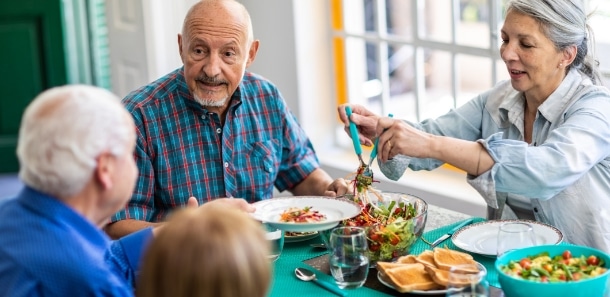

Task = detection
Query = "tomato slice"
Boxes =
[587,255,600,266]
[369,233,381,242]
[519,258,532,270]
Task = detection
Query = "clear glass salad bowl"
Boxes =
[320,192,428,265]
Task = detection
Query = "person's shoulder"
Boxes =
[241,71,280,93]
[578,82,610,98]
[122,68,185,110]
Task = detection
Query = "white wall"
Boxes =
[143,0,198,81]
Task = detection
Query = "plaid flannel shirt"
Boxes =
[111,68,319,222]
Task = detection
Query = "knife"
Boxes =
[430,218,475,248]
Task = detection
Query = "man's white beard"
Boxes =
[194,94,229,108]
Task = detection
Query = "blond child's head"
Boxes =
[137,204,271,297]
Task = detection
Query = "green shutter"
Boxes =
[62,0,111,89]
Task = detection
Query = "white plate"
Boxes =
[451,219,563,257]
[250,197,361,232]
[377,261,487,295]
[377,271,448,295]
[284,231,319,243]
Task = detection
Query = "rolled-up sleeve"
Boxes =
[472,96,610,200]
[105,227,154,287]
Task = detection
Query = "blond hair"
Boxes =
[137,205,271,297]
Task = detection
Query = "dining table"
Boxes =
[268,204,505,297]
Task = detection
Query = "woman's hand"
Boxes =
[375,117,434,162]
[337,103,380,147]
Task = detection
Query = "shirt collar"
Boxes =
[537,68,586,124]
[17,186,111,248]
[497,68,586,125]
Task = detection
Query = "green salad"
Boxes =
[500,250,607,283]
[343,198,418,262]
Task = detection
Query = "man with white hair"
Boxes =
[0,85,141,296]
[0,85,250,296]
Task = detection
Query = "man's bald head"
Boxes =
[182,0,253,43]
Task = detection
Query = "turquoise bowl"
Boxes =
[495,244,610,297]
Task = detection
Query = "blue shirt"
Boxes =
[111,68,319,223]
[381,69,610,252]
[0,187,153,296]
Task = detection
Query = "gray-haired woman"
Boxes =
[338,0,610,252]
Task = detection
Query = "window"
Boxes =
[331,0,610,125]
[63,0,111,89]
[586,0,610,87]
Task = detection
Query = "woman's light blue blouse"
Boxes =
[381,69,610,252]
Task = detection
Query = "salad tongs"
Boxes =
[345,106,367,169]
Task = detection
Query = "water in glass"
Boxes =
[328,227,369,289]
[330,254,369,288]
[264,224,284,262]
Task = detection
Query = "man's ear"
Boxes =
[245,39,260,68]
[95,153,113,190]
[178,34,185,63]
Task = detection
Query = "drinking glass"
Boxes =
[445,262,490,297]
[263,223,284,262]
[329,226,370,289]
[496,222,537,257]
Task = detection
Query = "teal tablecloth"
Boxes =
[268,217,497,297]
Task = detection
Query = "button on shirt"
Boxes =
[0,187,153,296]
[381,69,610,252]
[112,68,319,223]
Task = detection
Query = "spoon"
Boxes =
[294,268,347,297]
[310,243,327,250]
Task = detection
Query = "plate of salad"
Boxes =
[250,197,361,232]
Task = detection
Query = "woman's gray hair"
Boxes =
[507,0,602,85]
[17,85,133,198]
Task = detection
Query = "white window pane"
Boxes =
[388,44,416,121]
[456,54,492,107]
[345,37,370,106]
[386,0,414,40]
[423,49,453,120]
[588,0,610,86]
[457,0,491,48]
[495,59,510,85]
[343,0,375,34]
[420,0,452,43]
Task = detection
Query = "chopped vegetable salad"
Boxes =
[500,250,607,283]
[279,206,326,223]
[344,198,418,262]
